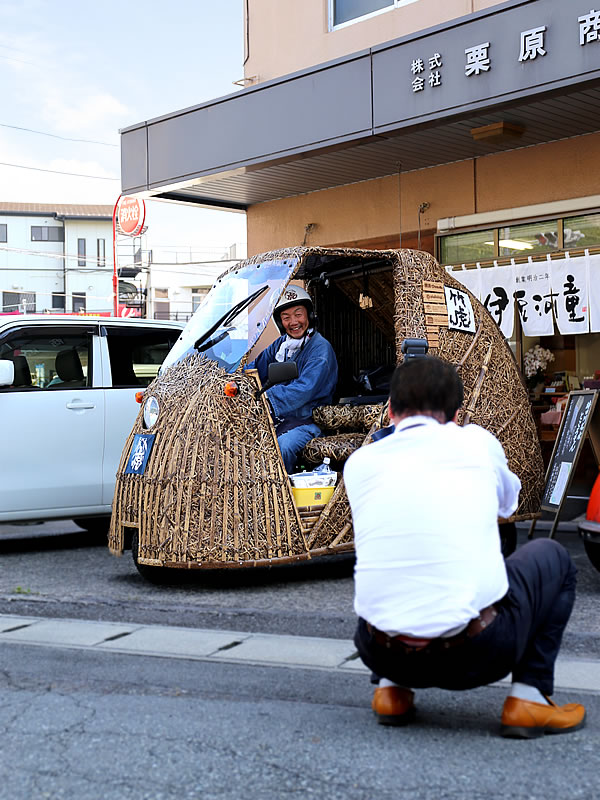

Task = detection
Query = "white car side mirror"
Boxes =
[0,360,15,387]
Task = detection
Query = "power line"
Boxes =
[0,53,39,68]
[0,244,112,266]
[0,161,119,180]
[0,122,118,147]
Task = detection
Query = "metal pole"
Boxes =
[112,195,121,317]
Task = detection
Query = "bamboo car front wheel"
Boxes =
[131,531,182,585]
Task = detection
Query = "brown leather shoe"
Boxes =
[501,696,586,738]
[372,686,415,726]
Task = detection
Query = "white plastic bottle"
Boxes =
[313,456,332,475]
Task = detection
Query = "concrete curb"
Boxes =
[1,613,599,694]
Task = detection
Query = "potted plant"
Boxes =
[523,344,555,394]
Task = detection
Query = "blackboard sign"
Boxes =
[541,390,598,513]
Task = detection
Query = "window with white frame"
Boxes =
[77,238,86,267]
[72,292,86,313]
[31,225,64,242]
[329,0,418,29]
[97,238,106,267]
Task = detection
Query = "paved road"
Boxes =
[1,521,599,799]
[1,638,599,800]
[0,520,599,655]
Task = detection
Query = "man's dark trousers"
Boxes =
[355,539,576,696]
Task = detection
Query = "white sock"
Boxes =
[378,678,412,692]
[508,682,550,705]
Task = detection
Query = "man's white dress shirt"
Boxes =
[344,416,521,638]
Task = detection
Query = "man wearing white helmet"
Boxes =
[249,286,338,473]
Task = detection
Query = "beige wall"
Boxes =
[244,0,504,83]
[475,134,600,212]
[247,132,600,255]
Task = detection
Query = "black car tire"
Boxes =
[131,530,180,584]
[583,538,600,573]
[73,516,111,536]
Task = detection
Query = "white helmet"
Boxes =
[273,286,315,333]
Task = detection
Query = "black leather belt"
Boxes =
[366,604,498,653]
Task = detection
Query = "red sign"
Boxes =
[118,304,142,318]
[118,196,146,236]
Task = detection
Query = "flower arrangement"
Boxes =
[523,344,554,388]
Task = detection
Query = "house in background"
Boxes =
[0,202,114,314]
[145,241,247,321]
[0,202,245,318]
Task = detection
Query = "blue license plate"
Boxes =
[125,434,156,475]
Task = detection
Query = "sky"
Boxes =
[0,0,247,256]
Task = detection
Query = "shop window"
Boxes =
[438,229,496,265]
[0,224,6,243]
[77,238,86,267]
[499,220,559,257]
[330,0,417,28]
[31,225,64,242]
[564,213,600,249]
[438,211,600,265]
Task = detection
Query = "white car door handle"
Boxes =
[66,401,96,410]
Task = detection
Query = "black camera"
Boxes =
[401,338,429,359]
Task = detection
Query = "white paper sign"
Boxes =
[480,265,515,339]
[551,255,590,335]
[513,259,554,336]
[587,252,600,333]
[549,461,572,506]
[444,286,476,333]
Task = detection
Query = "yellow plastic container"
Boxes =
[291,485,335,507]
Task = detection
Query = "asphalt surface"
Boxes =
[1,642,599,800]
[1,519,599,799]
[0,519,599,656]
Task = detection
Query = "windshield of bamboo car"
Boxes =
[161,257,299,373]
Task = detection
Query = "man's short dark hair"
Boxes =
[389,356,464,422]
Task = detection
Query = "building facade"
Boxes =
[119,0,600,386]
[0,203,114,314]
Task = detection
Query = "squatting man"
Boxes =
[249,287,338,473]
[344,355,585,738]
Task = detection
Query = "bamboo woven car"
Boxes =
[109,247,544,580]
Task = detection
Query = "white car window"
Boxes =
[0,328,93,391]
[103,325,182,388]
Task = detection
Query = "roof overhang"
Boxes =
[120,0,600,211]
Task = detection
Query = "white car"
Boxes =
[0,315,184,534]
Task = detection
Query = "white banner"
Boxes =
[514,258,554,336]
[448,265,482,301]
[588,252,600,333]
[551,255,590,335]
[479,265,515,339]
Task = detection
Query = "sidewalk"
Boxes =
[1,612,599,694]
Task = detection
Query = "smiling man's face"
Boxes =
[279,305,309,339]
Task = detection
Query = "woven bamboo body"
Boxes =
[109,247,543,569]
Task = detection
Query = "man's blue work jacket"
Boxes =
[249,332,338,422]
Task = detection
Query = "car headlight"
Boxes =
[143,396,160,429]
